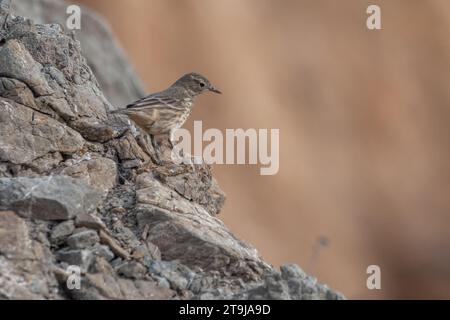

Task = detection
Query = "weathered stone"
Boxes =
[146,241,162,261]
[0,211,62,299]
[0,77,38,110]
[50,220,75,245]
[133,279,175,299]
[67,229,100,249]
[70,119,116,143]
[136,173,269,279]
[147,260,195,291]
[154,164,226,216]
[12,0,145,108]
[0,1,343,301]
[91,244,115,261]
[132,241,161,261]
[110,206,126,215]
[0,176,102,220]
[153,276,171,289]
[116,261,147,279]
[111,133,150,163]
[0,211,34,259]
[280,263,307,280]
[0,0,11,14]
[64,257,174,299]
[246,272,291,300]
[233,268,345,300]
[0,40,53,96]
[98,229,129,260]
[0,100,84,165]
[121,159,142,169]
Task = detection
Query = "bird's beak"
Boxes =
[209,86,222,94]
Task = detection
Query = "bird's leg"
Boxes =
[168,129,183,163]
[169,129,175,150]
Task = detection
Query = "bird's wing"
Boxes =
[125,94,184,111]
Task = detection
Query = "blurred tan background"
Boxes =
[74,0,450,299]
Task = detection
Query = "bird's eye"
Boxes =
[199,82,205,88]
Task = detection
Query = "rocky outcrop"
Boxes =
[0,0,343,300]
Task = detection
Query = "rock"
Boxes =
[121,159,142,169]
[61,157,117,195]
[0,211,62,299]
[50,220,75,246]
[0,176,103,220]
[246,272,291,300]
[0,3,115,154]
[91,244,115,262]
[0,100,84,165]
[153,276,171,289]
[0,0,10,14]
[0,211,32,260]
[98,229,129,260]
[110,258,123,268]
[56,249,94,272]
[146,242,162,260]
[111,132,150,163]
[0,1,343,300]
[131,241,161,266]
[66,229,100,249]
[110,206,126,215]
[154,164,226,216]
[0,77,39,111]
[280,263,307,280]
[147,260,196,291]
[75,213,107,231]
[146,241,162,261]
[12,0,145,108]
[133,279,175,299]
[136,173,269,279]
[234,268,345,300]
[70,119,116,143]
[0,39,53,96]
[116,261,147,279]
[131,244,147,260]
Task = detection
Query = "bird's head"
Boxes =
[173,72,222,96]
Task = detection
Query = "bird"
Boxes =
[110,72,221,163]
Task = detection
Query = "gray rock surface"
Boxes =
[135,172,268,279]
[0,176,103,220]
[56,248,95,272]
[67,229,99,249]
[0,0,343,300]
[0,211,62,299]
[11,0,146,108]
[60,157,117,195]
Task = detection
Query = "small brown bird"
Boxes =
[111,72,221,162]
